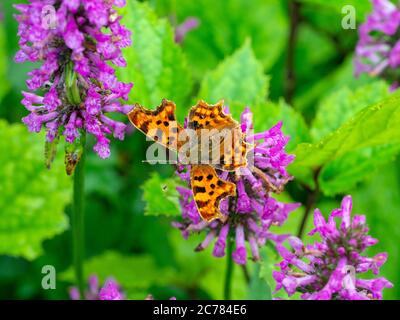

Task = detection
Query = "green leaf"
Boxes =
[197,40,269,119]
[119,1,193,112]
[319,144,400,195]
[247,262,272,300]
[142,172,182,217]
[0,121,71,260]
[155,0,288,76]
[311,81,390,141]
[252,100,311,152]
[60,251,173,299]
[290,93,400,190]
[306,81,397,194]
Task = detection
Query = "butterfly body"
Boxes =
[128,99,252,222]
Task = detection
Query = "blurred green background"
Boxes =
[0,0,399,300]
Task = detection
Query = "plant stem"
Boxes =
[297,167,321,239]
[285,0,301,104]
[223,238,234,300]
[241,265,251,284]
[72,135,86,300]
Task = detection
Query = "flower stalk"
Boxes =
[297,167,321,239]
[72,133,86,299]
[223,235,234,300]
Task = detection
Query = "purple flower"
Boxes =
[173,107,299,265]
[69,274,124,300]
[15,1,133,161]
[99,279,124,301]
[273,196,393,300]
[354,0,400,88]
[175,17,200,44]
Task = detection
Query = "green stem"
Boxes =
[297,167,321,239]
[72,136,86,300]
[223,238,234,300]
[285,0,301,104]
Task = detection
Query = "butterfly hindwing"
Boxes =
[191,164,236,222]
[127,99,182,150]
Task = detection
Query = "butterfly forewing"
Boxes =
[188,100,250,171]
[188,100,238,131]
[127,99,183,150]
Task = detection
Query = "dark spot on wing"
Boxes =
[140,121,151,132]
[192,121,199,129]
[194,186,206,193]
[196,200,209,207]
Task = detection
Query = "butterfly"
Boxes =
[128,99,252,222]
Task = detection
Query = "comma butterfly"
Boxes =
[128,99,252,222]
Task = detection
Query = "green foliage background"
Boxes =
[0,0,399,300]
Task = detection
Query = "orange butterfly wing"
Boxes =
[188,100,251,171]
[127,99,182,150]
[191,164,236,222]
